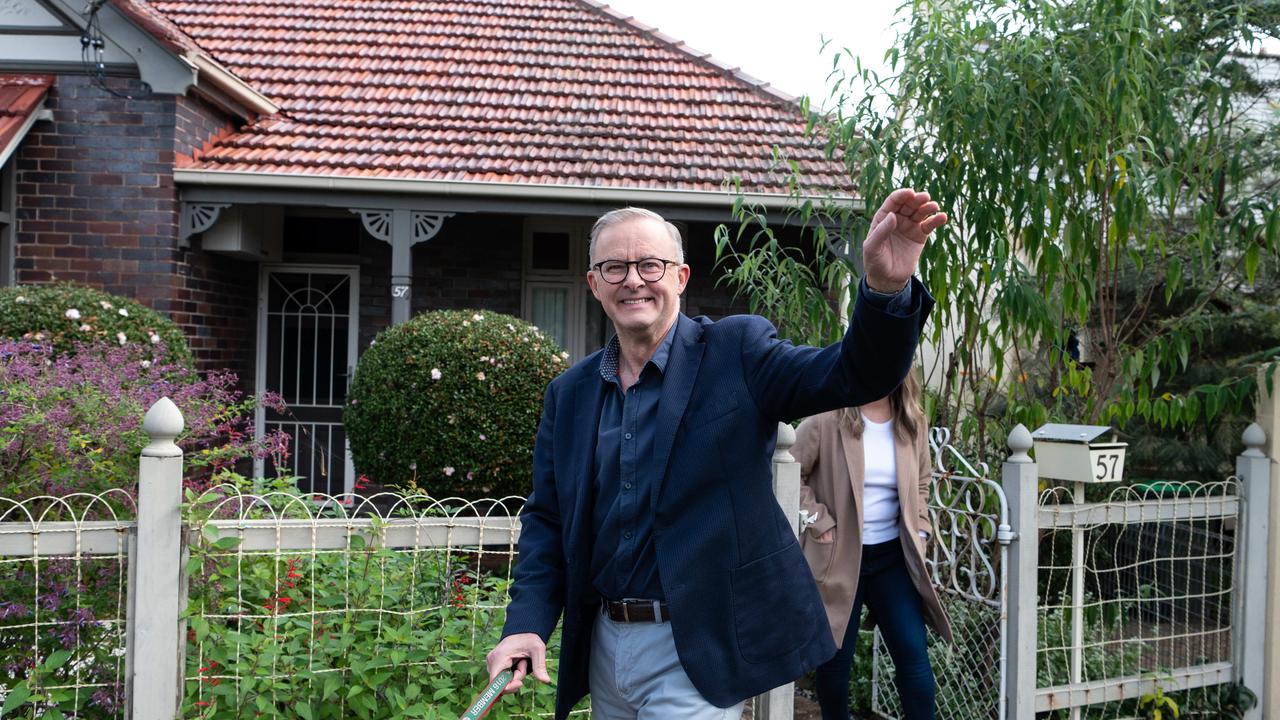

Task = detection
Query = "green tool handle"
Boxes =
[459,668,516,720]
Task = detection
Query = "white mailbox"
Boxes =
[1031,423,1127,483]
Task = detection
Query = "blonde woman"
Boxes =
[793,372,952,720]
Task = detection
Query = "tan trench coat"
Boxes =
[793,410,953,646]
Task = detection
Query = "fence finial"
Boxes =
[142,397,185,458]
[1007,423,1033,463]
[1242,422,1266,458]
[774,421,796,462]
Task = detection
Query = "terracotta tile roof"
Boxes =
[0,74,53,165]
[140,0,852,197]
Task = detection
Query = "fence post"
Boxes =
[758,422,800,720]
[773,421,802,537]
[1236,422,1270,719]
[1003,424,1038,720]
[130,398,185,720]
[1256,365,1280,719]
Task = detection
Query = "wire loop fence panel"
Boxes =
[872,427,1010,720]
[1034,479,1240,719]
[0,489,136,718]
[181,486,586,718]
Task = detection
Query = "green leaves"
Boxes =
[720,0,1280,461]
[344,310,565,500]
[180,536,558,719]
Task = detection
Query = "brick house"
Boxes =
[0,0,850,495]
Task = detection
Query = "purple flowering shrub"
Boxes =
[0,338,289,503]
[0,338,291,717]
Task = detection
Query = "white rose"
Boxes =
[64,308,81,320]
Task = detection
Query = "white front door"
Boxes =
[255,266,359,497]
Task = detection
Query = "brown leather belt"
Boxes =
[602,598,669,623]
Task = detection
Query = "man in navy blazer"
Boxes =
[486,189,945,719]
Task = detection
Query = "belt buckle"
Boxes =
[620,597,642,622]
[619,597,660,623]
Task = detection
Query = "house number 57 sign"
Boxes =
[1090,446,1126,483]
[391,284,410,299]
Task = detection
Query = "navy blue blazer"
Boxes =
[502,278,934,718]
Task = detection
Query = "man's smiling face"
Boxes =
[587,217,690,341]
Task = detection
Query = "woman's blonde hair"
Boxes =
[837,369,926,442]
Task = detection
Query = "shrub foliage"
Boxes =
[344,310,567,498]
[0,283,192,366]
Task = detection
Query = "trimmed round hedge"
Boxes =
[0,283,193,366]
[344,310,569,499]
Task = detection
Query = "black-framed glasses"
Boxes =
[591,257,678,284]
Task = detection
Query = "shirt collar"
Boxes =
[599,317,679,383]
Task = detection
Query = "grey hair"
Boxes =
[589,207,684,264]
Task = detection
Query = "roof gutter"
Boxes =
[187,54,279,117]
[0,103,51,170]
[173,168,861,212]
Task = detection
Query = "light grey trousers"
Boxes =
[588,608,746,720]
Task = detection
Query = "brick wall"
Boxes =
[174,94,236,164]
[13,74,178,293]
[12,73,257,381]
[171,94,257,380]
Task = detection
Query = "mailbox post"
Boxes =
[1032,423,1128,720]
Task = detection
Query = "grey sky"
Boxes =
[603,0,1279,109]
[603,0,902,107]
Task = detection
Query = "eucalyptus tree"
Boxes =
[716,0,1280,455]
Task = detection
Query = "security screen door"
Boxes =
[256,267,359,497]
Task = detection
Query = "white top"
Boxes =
[860,417,901,545]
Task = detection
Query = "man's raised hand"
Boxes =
[862,188,948,294]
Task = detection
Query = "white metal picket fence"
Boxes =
[1003,423,1270,720]
[0,400,1271,719]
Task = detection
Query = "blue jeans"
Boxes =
[813,539,935,720]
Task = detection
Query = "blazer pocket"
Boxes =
[730,543,816,664]
[801,534,837,583]
[684,395,740,429]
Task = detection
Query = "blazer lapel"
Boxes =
[568,364,606,530]
[838,421,865,526]
[649,315,704,512]
[894,432,915,521]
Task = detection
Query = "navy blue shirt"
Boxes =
[589,279,911,602]
[590,320,677,602]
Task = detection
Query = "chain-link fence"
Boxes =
[872,427,1010,719]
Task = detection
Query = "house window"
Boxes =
[522,219,610,360]
[0,160,13,287]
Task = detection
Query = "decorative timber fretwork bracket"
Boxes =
[179,203,230,245]
[349,208,456,325]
